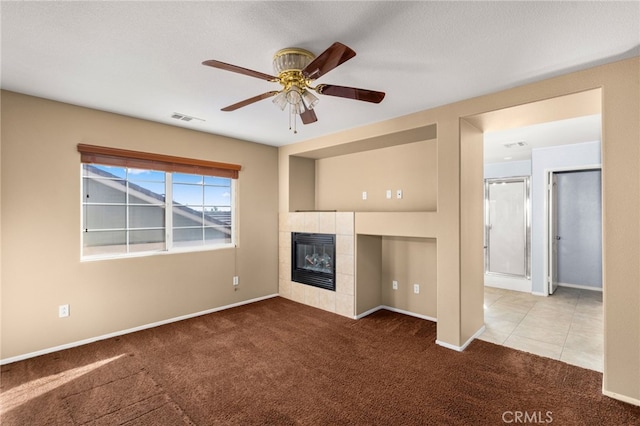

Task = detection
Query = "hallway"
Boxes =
[479,286,603,371]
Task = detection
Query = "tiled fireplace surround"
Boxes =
[279,212,355,318]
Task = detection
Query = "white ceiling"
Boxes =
[1,1,638,148]
[484,114,602,164]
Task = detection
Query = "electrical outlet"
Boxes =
[392,280,398,290]
[59,304,70,318]
[413,284,420,294]
[233,276,239,286]
[386,190,392,199]
[362,191,368,200]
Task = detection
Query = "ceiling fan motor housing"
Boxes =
[273,48,316,93]
[273,48,315,74]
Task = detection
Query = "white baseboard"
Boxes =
[354,305,437,322]
[0,294,279,366]
[532,291,548,296]
[558,282,603,292]
[602,388,640,407]
[355,306,384,319]
[436,325,486,352]
[379,306,437,322]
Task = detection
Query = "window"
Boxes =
[171,173,233,249]
[78,144,240,259]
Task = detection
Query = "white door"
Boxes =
[548,173,559,295]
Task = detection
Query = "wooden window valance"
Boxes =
[77,144,241,179]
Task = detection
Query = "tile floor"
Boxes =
[479,286,603,372]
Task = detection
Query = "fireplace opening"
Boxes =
[291,232,336,291]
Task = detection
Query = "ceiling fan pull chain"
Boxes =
[293,107,298,134]
[287,103,298,134]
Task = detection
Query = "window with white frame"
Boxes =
[79,144,240,259]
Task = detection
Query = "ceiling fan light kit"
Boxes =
[202,42,385,133]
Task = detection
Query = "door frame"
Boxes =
[484,176,531,279]
[543,164,602,296]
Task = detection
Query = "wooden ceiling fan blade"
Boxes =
[202,60,277,81]
[300,107,318,125]
[316,84,385,103]
[302,42,356,80]
[221,91,280,111]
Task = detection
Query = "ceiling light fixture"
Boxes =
[271,48,319,134]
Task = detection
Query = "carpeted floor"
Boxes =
[1,296,639,425]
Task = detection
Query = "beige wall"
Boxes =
[459,119,484,342]
[280,57,640,404]
[0,91,279,360]
[355,234,382,315]
[288,156,315,212]
[316,140,437,212]
[381,237,437,318]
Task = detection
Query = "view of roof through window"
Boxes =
[82,164,233,257]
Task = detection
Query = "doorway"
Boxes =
[547,168,602,295]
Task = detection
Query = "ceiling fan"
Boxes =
[202,42,385,133]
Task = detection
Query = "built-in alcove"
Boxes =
[288,123,437,213]
[316,140,437,212]
[289,156,316,212]
[356,235,437,319]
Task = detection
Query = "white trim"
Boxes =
[0,294,279,365]
[557,282,602,292]
[531,291,548,297]
[379,306,437,322]
[602,389,640,407]
[80,242,236,262]
[544,163,602,174]
[436,325,486,352]
[435,340,463,351]
[354,305,437,322]
[354,305,384,319]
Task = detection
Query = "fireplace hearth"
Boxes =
[291,232,336,291]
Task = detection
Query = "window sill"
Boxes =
[80,243,236,262]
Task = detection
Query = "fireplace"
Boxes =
[291,232,336,291]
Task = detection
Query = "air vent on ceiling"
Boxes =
[171,112,205,122]
[503,141,527,148]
